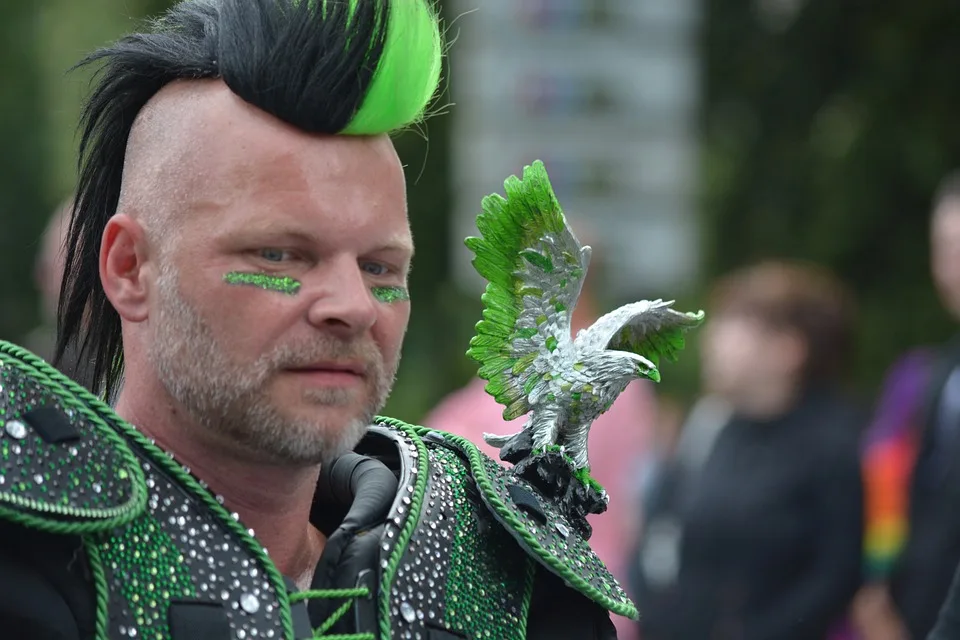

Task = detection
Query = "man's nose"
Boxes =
[304,257,378,337]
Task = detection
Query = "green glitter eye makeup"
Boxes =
[223,272,301,296]
[371,286,410,303]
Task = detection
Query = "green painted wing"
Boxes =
[464,160,590,420]
[578,300,705,369]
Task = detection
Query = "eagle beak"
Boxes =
[648,368,661,383]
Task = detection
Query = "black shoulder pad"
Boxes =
[414,426,639,621]
[0,342,146,534]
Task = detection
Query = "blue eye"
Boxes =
[260,248,289,262]
[362,262,388,276]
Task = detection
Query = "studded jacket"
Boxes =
[0,342,635,639]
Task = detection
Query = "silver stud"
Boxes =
[555,522,570,538]
[400,601,417,623]
[4,420,27,439]
[240,593,260,614]
[93,482,102,494]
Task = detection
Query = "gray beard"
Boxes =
[147,262,397,466]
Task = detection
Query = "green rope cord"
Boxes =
[289,587,372,639]
[0,341,298,639]
[314,599,354,635]
[0,345,147,531]
[517,556,537,639]
[372,416,430,640]
[84,537,110,640]
[289,587,370,603]
[412,425,640,621]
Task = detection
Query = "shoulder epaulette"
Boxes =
[0,342,146,534]
[412,425,639,621]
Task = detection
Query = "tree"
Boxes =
[701,0,960,393]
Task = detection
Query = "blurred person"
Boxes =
[846,347,930,640]
[424,236,657,640]
[894,172,960,640]
[23,197,96,389]
[631,260,865,640]
[0,1,628,638]
[24,197,73,361]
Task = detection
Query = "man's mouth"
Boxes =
[285,362,366,385]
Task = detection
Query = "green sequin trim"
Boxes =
[101,517,196,637]
[0,345,147,534]
[0,342,297,640]
[224,271,301,296]
[433,445,532,639]
[371,286,410,303]
[412,426,640,621]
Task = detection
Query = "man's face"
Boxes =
[143,88,411,466]
[932,200,960,319]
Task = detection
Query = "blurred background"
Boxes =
[5,0,960,638]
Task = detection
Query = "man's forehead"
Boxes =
[126,80,404,219]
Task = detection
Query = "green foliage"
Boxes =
[700,0,960,394]
[0,4,51,343]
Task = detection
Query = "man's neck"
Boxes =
[113,388,326,580]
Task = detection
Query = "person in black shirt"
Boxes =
[632,261,865,640]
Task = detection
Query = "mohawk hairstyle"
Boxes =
[55,0,443,399]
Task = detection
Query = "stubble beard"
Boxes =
[148,263,398,466]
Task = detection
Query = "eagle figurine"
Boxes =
[465,160,704,488]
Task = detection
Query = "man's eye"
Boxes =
[260,248,290,262]
[361,262,388,276]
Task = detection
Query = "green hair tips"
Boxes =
[342,0,443,134]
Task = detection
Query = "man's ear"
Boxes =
[100,214,152,323]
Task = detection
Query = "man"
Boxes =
[0,1,628,638]
[901,172,960,640]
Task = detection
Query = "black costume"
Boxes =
[0,343,631,638]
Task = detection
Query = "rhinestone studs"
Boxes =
[4,420,27,439]
[240,593,261,614]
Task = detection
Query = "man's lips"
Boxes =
[284,362,366,384]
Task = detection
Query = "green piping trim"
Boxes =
[411,426,639,621]
[0,342,298,640]
[517,557,537,639]
[372,416,429,640]
[0,345,146,531]
[84,538,110,640]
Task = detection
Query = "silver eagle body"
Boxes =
[466,161,704,474]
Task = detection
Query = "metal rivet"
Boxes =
[240,593,260,614]
[400,601,417,623]
[4,420,27,439]
[555,522,570,538]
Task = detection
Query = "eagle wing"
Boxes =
[465,160,590,421]
[576,299,705,369]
